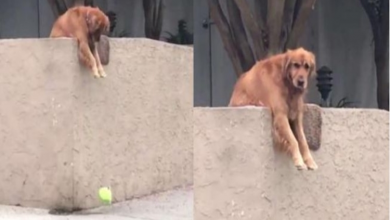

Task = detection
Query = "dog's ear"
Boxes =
[283,50,292,77]
[85,11,97,33]
[308,52,317,78]
[87,10,106,32]
[103,15,110,35]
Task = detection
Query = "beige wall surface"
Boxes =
[194,107,389,220]
[0,38,193,210]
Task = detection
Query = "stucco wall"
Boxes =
[194,107,389,220]
[0,38,193,210]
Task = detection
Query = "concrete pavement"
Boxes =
[0,187,193,220]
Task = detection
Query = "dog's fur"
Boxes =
[50,6,110,78]
[229,48,318,170]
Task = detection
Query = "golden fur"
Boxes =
[50,6,110,78]
[229,48,318,170]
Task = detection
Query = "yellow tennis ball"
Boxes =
[98,187,112,205]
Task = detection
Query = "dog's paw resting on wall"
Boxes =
[49,6,110,79]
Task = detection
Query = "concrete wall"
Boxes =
[0,0,193,40]
[194,107,389,220]
[194,0,380,108]
[0,38,193,210]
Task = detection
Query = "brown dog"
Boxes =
[50,6,110,78]
[229,48,318,170]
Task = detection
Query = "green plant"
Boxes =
[109,30,131,38]
[163,19,193,45]
[106,11,117,34]
[319,97,357,108]
[104,11,130,38]
[143,0,164,40]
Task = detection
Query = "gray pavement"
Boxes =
[0,187,193,220]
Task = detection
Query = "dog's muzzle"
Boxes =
[297,79,305,88]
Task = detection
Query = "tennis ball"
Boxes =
[98,187,112,205]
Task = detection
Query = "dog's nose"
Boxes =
[297,78,305,87]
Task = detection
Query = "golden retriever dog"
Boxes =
[50,6,110,78]
[229,48,318,170]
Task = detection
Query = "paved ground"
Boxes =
[0,187,193,220]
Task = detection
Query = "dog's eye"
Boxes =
[303,63,310,70]
[293,63,300,68]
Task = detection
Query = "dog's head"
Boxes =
[283,48,316,91]
[85,7,110,41]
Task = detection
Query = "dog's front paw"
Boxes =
[92,68,100,78]
[97,67,107,78]
[295,163,307,171]
[304,158,318,170]
[293,157,307,171]
[99,70,107,78]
